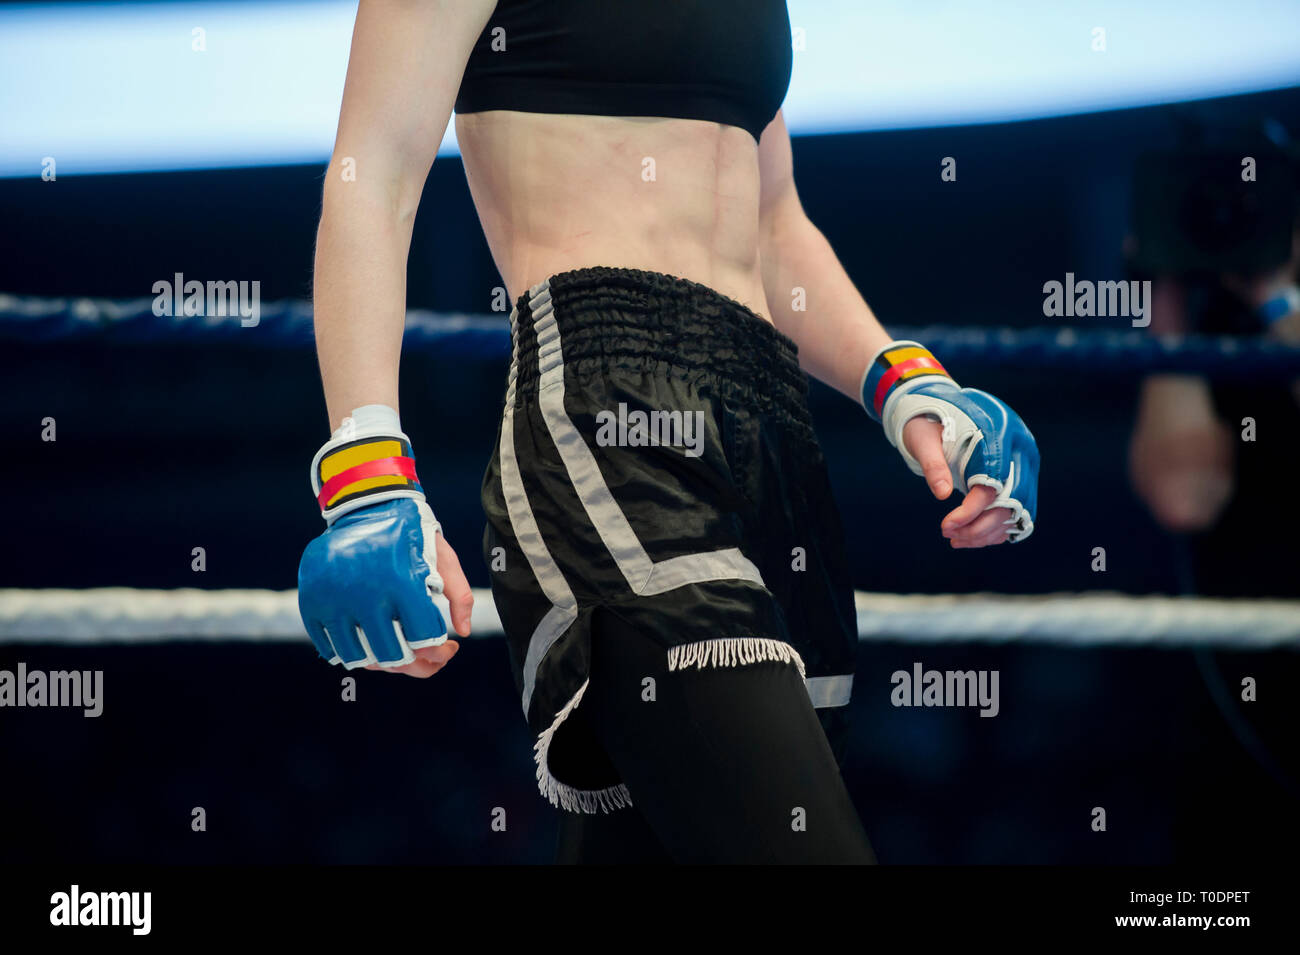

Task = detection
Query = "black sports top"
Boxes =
[455,0,792,142]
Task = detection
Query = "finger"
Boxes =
[367,657,438,678]
[969,523,1013,548]
[368,658,434,676]
[436,535,475,637]
[395,594,447,648]
[951,526,1010,549]
[325,618,369,668]
[366,641,459,678]
[941,484,997,532]
[949,509,1010,547]
[945,507,1010,542]
[303,617,340,663]
[953,514,1013,548]
[902,417,952,499]
[417,640,460,671]
[359,613,410,666]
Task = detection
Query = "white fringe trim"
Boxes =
[534,680,633,814]
[666,637,806,679]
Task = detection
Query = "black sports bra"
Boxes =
[455,0,792,142]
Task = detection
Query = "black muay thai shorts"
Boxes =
[481,266,858,812]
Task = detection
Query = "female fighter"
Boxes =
[297,0,1039,863]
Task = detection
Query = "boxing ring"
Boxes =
[3,287,1299,653]
[5,290,1300,377]
[2,587,1299,648]
[3,288,1298,868]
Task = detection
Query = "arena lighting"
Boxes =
[1,0,1298,177]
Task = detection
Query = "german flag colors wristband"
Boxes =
[860,341,955,422]
[310,407,426,523]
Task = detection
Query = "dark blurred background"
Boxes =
[0,7,1297,863]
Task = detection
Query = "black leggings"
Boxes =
[554,613,876,864]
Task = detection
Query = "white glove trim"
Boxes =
[885,392,981,493]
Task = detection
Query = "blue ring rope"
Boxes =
[3,292,1299,378]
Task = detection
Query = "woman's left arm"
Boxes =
[757,111,893,400]
[757,111,1039,547]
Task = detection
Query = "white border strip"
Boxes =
[527,280,765,596]
[0,589,1297,648]
[4,1,1299,176]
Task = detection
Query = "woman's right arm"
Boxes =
[314,0,495,430]
[298,1,496,673]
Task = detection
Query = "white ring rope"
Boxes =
[0,588,1295,649]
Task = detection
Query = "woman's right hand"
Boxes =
[298,404,473,678]
[298,497,473,678]
[365,523,473,679]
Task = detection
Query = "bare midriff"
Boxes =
[455,110,772,322]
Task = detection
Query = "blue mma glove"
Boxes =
[297,404,448,668]
[861,341,1039,542]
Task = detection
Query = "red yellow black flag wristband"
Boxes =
[860,340,955,421]
[309,405,425,524]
